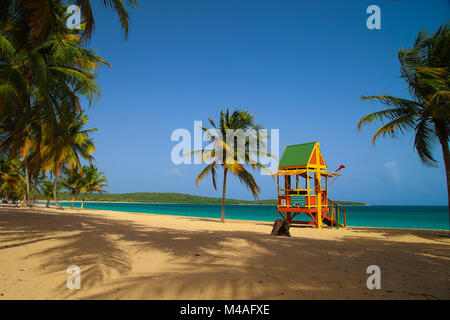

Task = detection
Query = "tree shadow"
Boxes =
[344,226,450,244]
[0,207,449,299]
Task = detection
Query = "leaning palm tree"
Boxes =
[79,163,108,208]
[189,108,271,223]
[357,23,450,230]
[41,110,97,209]
[0,0,138,48]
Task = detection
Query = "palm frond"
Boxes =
[195,162,217,190]
[371,113,417,144]
[414,118,438,167]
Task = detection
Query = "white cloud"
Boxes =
[384,161,399,183]
[162,167,183,177]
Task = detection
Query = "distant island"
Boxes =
[51,192,368,206]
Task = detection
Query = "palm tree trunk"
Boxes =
[53,167,62,209]
[24,160,30,206]
[81,194,86,209]
[221,168,228,223]
[440,145,450,233]
[46,198,50,208]
[439,140,450,232]
[435,121,450,233]
[71,194,75,209]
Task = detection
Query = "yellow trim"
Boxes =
[271,169,306,176]
[306,143,327,169]
[278,165,308,170]
[315,168,322,229]
[272,170,340,177]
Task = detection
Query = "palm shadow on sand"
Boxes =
[0,208,449,299]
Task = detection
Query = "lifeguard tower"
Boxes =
[272,142,346,229]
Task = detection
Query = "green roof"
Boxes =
[278,142,316,168]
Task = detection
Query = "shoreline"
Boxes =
[37,200,448,207]
[35,200,371,206]
[32,203,448,232]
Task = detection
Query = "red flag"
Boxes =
[335,165,346,173]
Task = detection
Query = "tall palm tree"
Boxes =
[79,163,108,208]
[357,23,450,230]
[0,0,138,48]
[190,108,271,223]
[0,24,109,205]
[41,110,97,209]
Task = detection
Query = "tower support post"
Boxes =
[315,169,322,229]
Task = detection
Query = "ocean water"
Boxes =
[47,201,449,230]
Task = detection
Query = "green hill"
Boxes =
[51,192,367,206]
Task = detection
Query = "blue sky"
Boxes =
[81,0,449,205]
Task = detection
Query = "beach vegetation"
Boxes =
[43,191,367,206]
[0,0,138,48]
[0,156,24,201]
[78,163,108,208]
[62,167,84,209]
[0,6,109,208]
[40,110,97,209]
[190,108,272,222]
[39,179,63,207]
[358,23,450,230]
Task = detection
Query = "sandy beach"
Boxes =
[0,206,449,300]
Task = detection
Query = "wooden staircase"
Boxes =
[324,199,347,228]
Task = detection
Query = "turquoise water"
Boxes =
[47,201,449,230]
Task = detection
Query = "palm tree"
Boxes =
[29,173,47,203]
[0,156,24,201]
[62,167,83,209]
[190,108,271,223]
[0,26,109,202]
[0,0,138,48]
[79,163,108,208]
[357,23,450,230]
[41,110,97,209]
[0,25,108,205]
[39,179,62,207]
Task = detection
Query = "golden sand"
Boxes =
[0,206,449,299]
